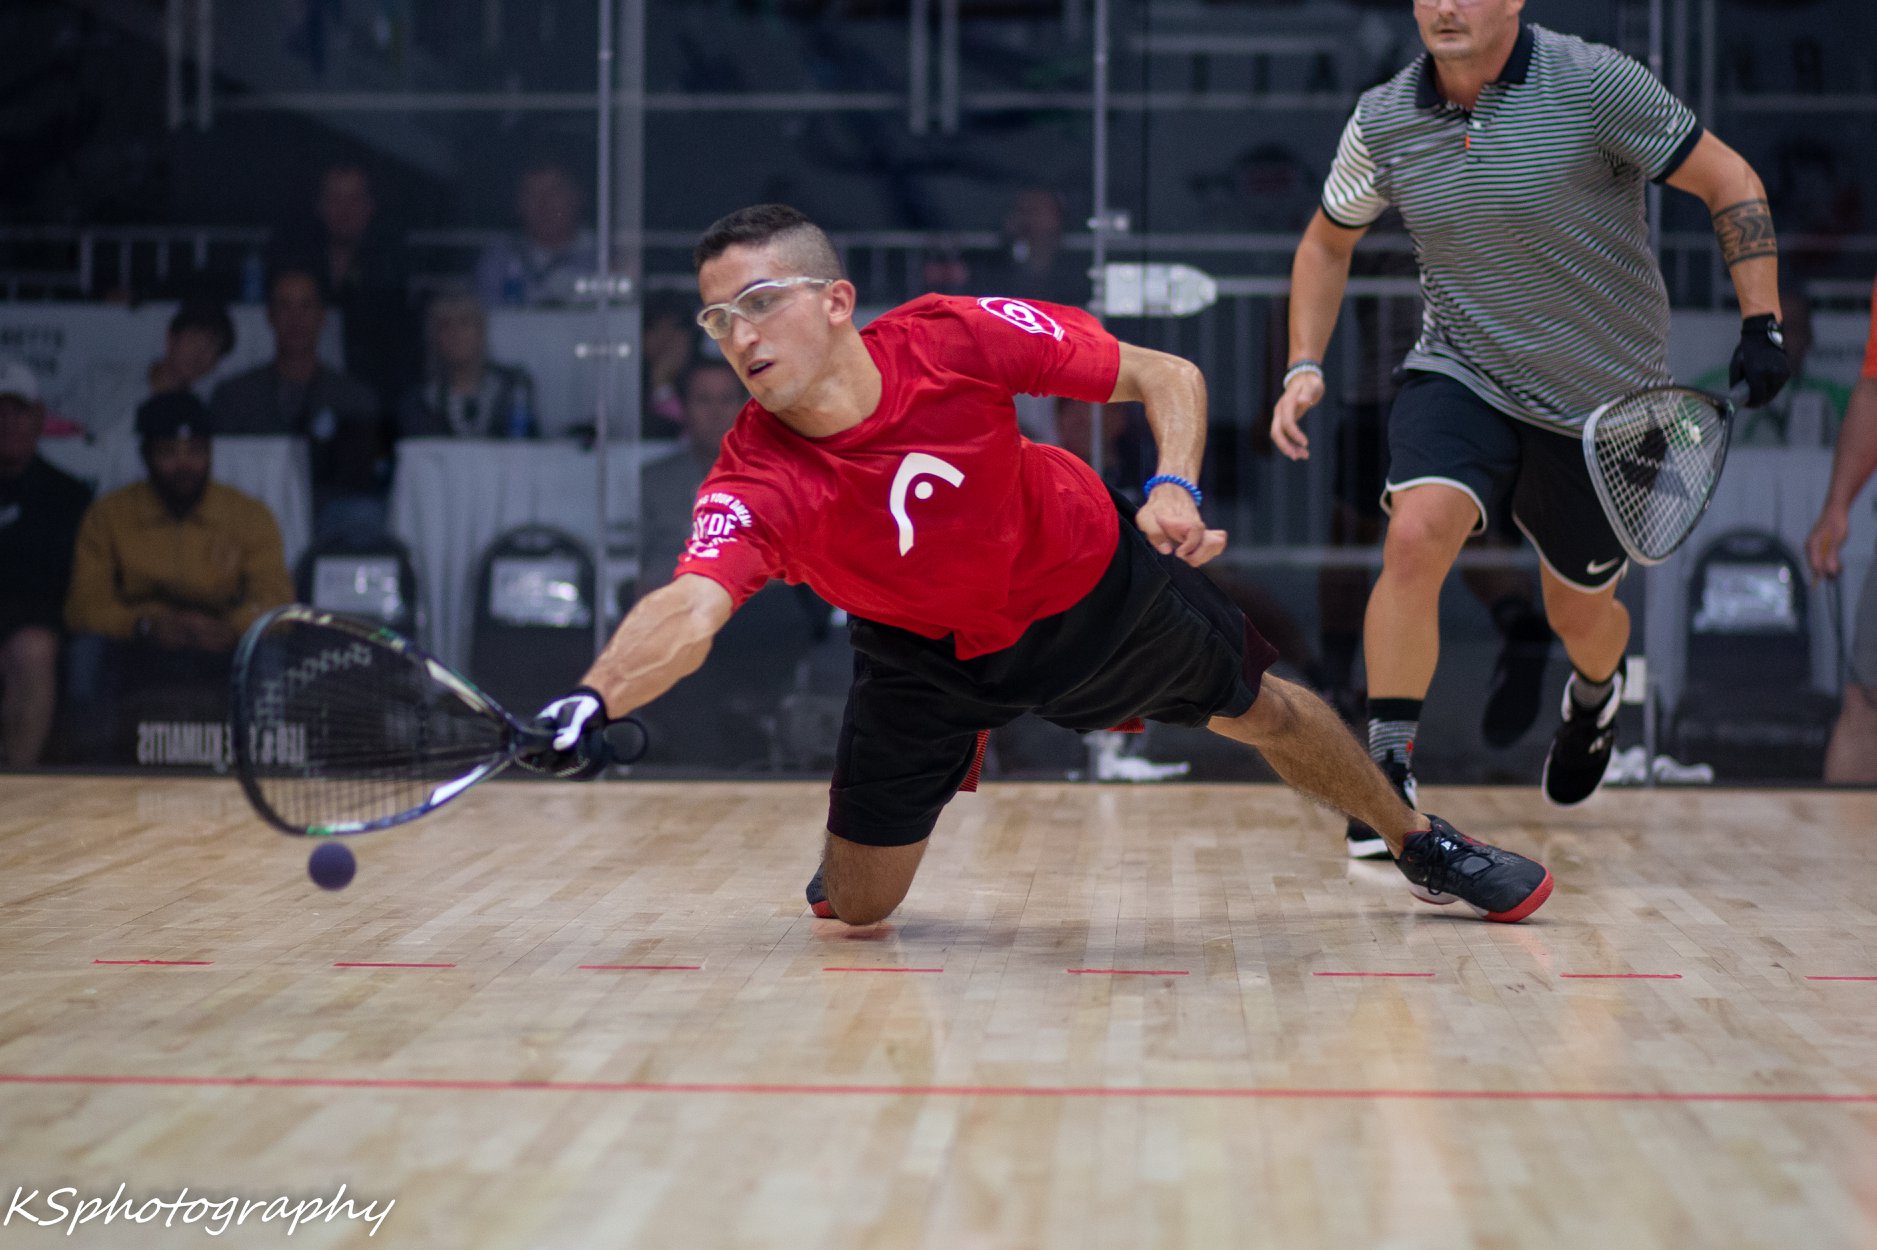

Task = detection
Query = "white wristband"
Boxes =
[1283,360,1324,388]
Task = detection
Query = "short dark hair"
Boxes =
[693,204,845,280]
[167,299,236,358]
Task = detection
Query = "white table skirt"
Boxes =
[388,437,673,668]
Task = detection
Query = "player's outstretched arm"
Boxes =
[1272,209,1366,461]
[580,573,735,718]
[1108,342,1227,566]
[525,574,735,776]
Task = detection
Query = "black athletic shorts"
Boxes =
[1384,371,1628,591]
[827,498,1280,847]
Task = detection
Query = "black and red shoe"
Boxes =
[805,865,835,919]
[1397,815,1553,923]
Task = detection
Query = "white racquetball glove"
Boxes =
[524,686,611,779]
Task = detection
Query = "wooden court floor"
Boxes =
[1,774,1874,1250]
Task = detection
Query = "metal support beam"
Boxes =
[910,0,931,135]
[195,0,213,131]
[939,0,960,134]
[166,0,184,131]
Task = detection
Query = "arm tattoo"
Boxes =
[1712,199,1778,269]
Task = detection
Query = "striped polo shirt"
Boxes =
[1321,24,1704,435]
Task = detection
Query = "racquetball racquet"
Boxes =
[1582,382,1745,566]
[231,605,643,837]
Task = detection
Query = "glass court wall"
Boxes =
[1,0,1872,787]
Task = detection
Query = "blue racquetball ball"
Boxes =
[308,840,357,891]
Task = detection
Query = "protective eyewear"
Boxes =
[695,277,833,341]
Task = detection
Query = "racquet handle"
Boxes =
[1725,380,1751,411]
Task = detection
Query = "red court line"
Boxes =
[1067,969,1190,976]
[92,960,213,967]
[1,1073,1871,1105]
[332,962,457,969]
[1806,976,1877,982]
[823,967,943,973]
[1560,973,1683,980]
[578,965,703,972]
[1313,972,1436,978]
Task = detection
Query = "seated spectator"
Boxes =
[635,357,820,769]
[396,291,538,439]
[976,187,1088,308]
[210,267,384,539]
[63,394,294,761]
[474,161,601,308]
[642,291,700,432]
[58,300,236,437]
[640,358,746,585]
[0,361,92,767]
[270,161,420,415]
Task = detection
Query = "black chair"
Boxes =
[1671,528,1837,779]
[469,524,597,717]
[294,533,423,638]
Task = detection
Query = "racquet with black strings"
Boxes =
[1582,381,1747,566]
[231,605,645,837]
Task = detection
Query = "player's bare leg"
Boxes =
[817,834,928,925]
[1539,567,1631,805]
[1210,676,1553,921]
[1363,483,1480,699]
[1209,676,1422,853]
[1538,567,1628,683]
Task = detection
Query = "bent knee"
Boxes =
[821,833,927,926]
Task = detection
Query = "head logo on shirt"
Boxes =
[977,297,1064,341]
[685,491,754,561]
[889,453,965,556]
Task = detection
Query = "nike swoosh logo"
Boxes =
[1585,557,1621,575]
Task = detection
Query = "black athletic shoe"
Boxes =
[1542,671,1623,807]
[805,865,835,919]
[1346,757,1417,860]
[1397,814,1553,923]
[1481,611,1554,747]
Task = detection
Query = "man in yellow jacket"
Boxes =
[63,392,293,760]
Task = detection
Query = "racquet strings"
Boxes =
[1589,388,1729,562]
[239,615,508,831]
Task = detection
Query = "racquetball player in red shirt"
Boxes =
[526,204,1554,925]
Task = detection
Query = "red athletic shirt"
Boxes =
[674,294,1123,659]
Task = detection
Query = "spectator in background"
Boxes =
[0,361,91,767]
[642,291,701,432]
[1806,275,1877,784]
[475,161,601,307]
[63,393,293,759]
[270,161,420,413]
[58,300,236,437]
[639,357,746,586]
[396,290,538,439]
[211,268,384,538]
[977,187,1087,308]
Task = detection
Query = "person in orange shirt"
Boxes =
[1805,276,1877,783]
[62,392,294,760]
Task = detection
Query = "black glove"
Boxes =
[522,686,611,780]
[1729,313,1791,409]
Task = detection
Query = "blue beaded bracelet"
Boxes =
[1143,474,1203,507]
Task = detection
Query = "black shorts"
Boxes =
[828,504,1280,847]
[1385,371,1628,591]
